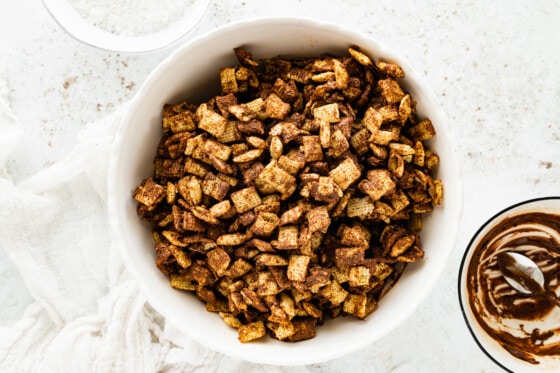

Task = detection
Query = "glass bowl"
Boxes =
[459,196,560,372]
[42,0,211,53]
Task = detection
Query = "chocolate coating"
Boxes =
[466,212,560,365]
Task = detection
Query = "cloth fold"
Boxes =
[0,66,308,372]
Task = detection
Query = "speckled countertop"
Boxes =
[1,1,560,371]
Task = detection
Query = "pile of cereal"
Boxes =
[133,47,443,343]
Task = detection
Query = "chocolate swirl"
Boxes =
[466,212,560,364]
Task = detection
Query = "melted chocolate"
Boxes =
[466,212,560,364]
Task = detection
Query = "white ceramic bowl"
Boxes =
[108,17,462,365]
[459,197,560,372]
[42,0,210,52]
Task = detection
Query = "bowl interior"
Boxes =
[108,17,462,365]
[459,197,560,372]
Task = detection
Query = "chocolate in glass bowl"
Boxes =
[459,197,560,372]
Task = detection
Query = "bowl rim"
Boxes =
[458,196,560,373]
[41,0,211,53]
[108,15,463,365]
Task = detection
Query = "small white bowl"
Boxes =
[108,17,462,365]
[459,197,560,372]
[42,0,210,53]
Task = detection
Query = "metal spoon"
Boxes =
[496,251,560,308]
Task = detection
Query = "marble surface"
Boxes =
[2,0,560,371]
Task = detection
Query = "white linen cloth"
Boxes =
[0,66,308,373]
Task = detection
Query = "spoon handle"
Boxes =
[545,289,560,308]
